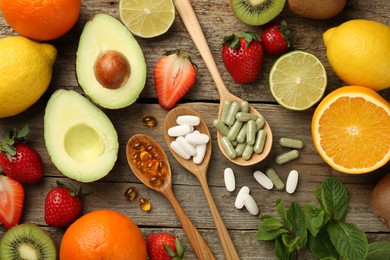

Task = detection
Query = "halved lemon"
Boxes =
[119,0,175,38]
[312,86,390,174]
[269,50,327,111]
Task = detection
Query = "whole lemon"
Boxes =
[0,36,57,118]
[323,19,390,91]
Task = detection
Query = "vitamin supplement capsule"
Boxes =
[279,137,304,149]
[253,171,273,190]
[176,115,200,126]
[124,186,138,201]
[193,143,207,164]
[236,112,258,122]
[132,141,146,150]
[221,137,237,159]
[185,132,209,145]
[240,101,249,113]
[176,136,197,156]
[256,117,265,130]
[225,101,240,126]
[170,141,191,160]
[275,150,300,165]
[286,170,299,194]
[246,120,257,145]
[221,101,232,123]
[236,123,247,143]
[149,175,164,187]
[224,167,235,192]
[138,197,151,212]
[235,186,250,209]
[168,125,193,137]
[142,115,157,127]
[213,119,229,136]
[266,168,285,190]
[231,140,238,147]
[227,120,244,141]
[243,194,259,215]
[254,129,267,154]
[235,143,246,157]
[242,144,254,161]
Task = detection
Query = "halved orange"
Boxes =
[312,86,390,174]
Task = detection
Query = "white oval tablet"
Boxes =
[168,125,193,137]
[253,171,273,190]
[243,194,259,215]
[185,132,210,145]
[176,136,197,156]
[286,170,299,194]
[224,168,235,192]
[176,115,200,126]
[193,143,207,164]
[170,141,191,160]
[235,186,250,209]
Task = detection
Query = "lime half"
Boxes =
[269,50,327,111]
[119,0,175,38]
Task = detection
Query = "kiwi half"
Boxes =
[0,224,57,260]
[230,0,286,26]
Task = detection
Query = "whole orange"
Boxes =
[60,209,146,260]
[0,0,81,41]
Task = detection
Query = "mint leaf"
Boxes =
[327,222,368,260]
[256,215,288,241]
[275,238,295,260]
[286,202,307,249]
[367,241,390,260]
[276,199,292,230]
[320,177,349,222]
[304,204,330,236]
[282,233,300,253]
[259,215,284,231]
[308,228,339,259]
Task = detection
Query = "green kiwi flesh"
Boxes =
[0,224,57,260]
[230,0,286,26]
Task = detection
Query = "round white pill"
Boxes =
[286,170,299,194]
[176,115,200,126]
[253,171,273,190]
[176,136,197,156]
[168,125,193,137]
[193,143,207,164]
[170,141,191,160]
[185,132,210,145]
[235,186,250,209]
[224,168,235,192]
[243,194,259,215]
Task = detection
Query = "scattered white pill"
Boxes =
[168,125,194,137]
[176,136,197,156]
[185,132,210,145]
[224,168,235,192]
[286,170,299,194]
[243,194,259,215]
[193,143,207,164]
[176,115,200,126]
[235,186,250,209]
[253,171,274,190]
[170,141,191,160]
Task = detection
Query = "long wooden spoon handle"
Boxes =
[163,188,216,260]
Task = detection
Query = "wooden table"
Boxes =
[1,0,390,259]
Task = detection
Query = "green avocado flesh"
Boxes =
[76,13,147,109]
[44,89,119,182]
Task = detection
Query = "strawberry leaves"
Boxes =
[0,124,29,161]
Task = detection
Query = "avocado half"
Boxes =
[76,13,147,109]
[44,89,119,182]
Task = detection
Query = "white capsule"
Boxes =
[286,170,299,194]
[193,143,207,164]
[170,141,191,160]
[243,194,259,215]
[253,171,273,190]
[168,125,194,137]
[224,168,235,192]
[235,186,250,209]
[176,115,200,126]
[176,136,197,156]
[185,132,210,145]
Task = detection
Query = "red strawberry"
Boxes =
[44,181,83,227]
[0,175,24,229]
[222,32,264,83]
[0,124,43,183]
[260,20,291,55]
[146,232,185,260]
[154,50,197,110]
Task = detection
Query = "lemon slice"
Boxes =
[269,50,327,111]
[119,0,175,38]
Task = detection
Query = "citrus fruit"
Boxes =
[323,19,390,91]
[60,209,146,260]
[312,86,390,174]
[0,36,57,118]
[269,50,327,111]
[0,0,81,41]
[119,0,175,38]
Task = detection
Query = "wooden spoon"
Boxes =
[126,134,215,260]
[164,106,240,260]
[173,0,273,166]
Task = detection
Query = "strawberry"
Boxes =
[260,20,291,55]
[146,232,185,260]
[154,50,197,110]
[0,124,43,183]
[44,181,84,227]
[0,175,24,229]
[222,32,264,84]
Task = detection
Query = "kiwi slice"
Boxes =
[230,0,286,26]
[0,224,57,260]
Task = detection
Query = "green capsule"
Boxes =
[275,150,300,165]
[246,120,257,145]
[213,119,229,136]
[256,117,266,130]
[227,120,244,141]
[254,129,267,154]
[235,143,246,157]
[221,137,237,159]
[242,144,254,161]
[279,137,304,149]
[236,123,247,143]
[235,112,258,122]
[240,101,249,113]
[225,102,240,126]
[266,168,284,190]
[221,101,232,123]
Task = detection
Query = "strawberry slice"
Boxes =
[154,50,196,110]
[0,175,24,229]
